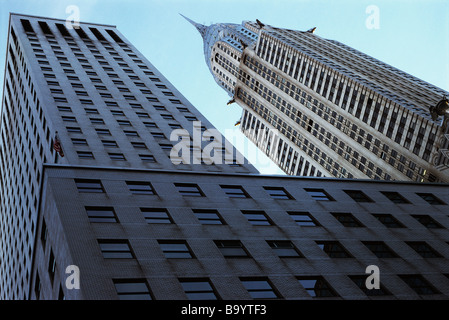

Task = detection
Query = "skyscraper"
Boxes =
[185,17,449,183]
[0,13,256,300]
[1,13,448,301]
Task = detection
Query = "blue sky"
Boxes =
[1,0,448,174]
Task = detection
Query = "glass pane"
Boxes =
[181,281,213,292]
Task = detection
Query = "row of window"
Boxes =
[75,178,447,205]
[91,237,447,261]
[103,272,448,300]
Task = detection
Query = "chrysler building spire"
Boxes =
[179,14,208,38]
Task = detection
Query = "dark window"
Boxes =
[193,209,224,225]
[175,183,204,197]
[126,181,156,195]
[241,210,272,226]
[297,276,338,297]
[344,190,373,202]
[72,138,87,145]
[372,214,405,228]
[179,279,218,300]
[381,191,410,204]
[98,240,134,258]
[304,188,334,201]
[406,241,443,258]
[158,240,194,258]
[124,130,139,137]
[85,206,117,223]
[102,140,118,147]
[75,179,104,193]
[113,279,152,300]
[399,275,440,295]
[131,142,147,149]
[220,185,250,198]
[140,208,172,224]
[77,151,94,159]
[264,186,293,199]
[267,240,302,257]
[411,215,443,229]
[214,240,249,257]
[139,154,156,162]
[96,128,111,135]
[109,153,126,160]
[416,193,446,205]
[331,212,365,227]
[316,241,353,258]
[349,275,392,296]
[288,212,320,226]
[240,278,280,299]
[363,241,399,258]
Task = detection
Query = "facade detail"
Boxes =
[186,17,449,182]
[1,14,448,301]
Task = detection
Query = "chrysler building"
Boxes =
[184,16,449,183]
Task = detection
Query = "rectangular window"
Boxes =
[175,183,204,197]
[406,241,442,258]
[411,215,443,229]
[193,209,224,225]
[139,154,156,162]
[381,191,411,204]
[416,193,446,205]
[86,206,117,223]
[316,241,353,258]
[109,153,126,160]
[158,240,194,258]
[220,185,250,198]
[124,130,139,137]
[297,277,338,297]
[179,279,218,300]
[140,208,172,224]
[267,240,302,257]
[344,190,373,203]
[102,140,118,147]
[72,138,87,145]
[264,187,293,199]
[331,212,365,227]
[214,240,249,257]
[241,210,272,226]
[240,278,280,299]
[96,128,111,135]
[304,188,334,201]
[372,214,405,228]
[98,240,134,258]
[75,179,104,193]
[362,241,399,258]
[288,212,320,226]
[399,275,440,295]
[131,142,147,149]
[126,181,156,195]
[77,151,94,159]
[113,279,152,300]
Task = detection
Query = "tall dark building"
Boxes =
[1,14,449,300]
[185,16,449,182]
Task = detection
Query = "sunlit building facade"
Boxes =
[186,17,449,182]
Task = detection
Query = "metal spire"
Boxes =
[180,14,208,38]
